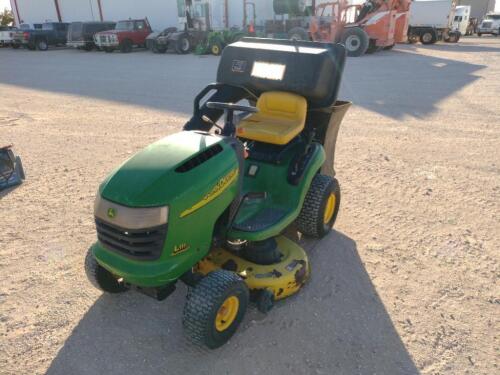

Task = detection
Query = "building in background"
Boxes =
[8,0,277,30]
[9,0,178,29]
[457,0,497,20]
[8,0,371,31]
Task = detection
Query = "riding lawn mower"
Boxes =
[85,37,351,348]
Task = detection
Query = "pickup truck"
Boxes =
[10,23,41,48]
[94,19,152,53]
[0,26,17,47]
[20,22,69,51]
[67,21,116,51]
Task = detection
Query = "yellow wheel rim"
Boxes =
[212,45,220,55]
[323,193,336,224]
[215,296,239,332]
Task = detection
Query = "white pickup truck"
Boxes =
[0,26,17,47]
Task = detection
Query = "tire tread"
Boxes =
[183,270,248,348]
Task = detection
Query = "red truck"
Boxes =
[94,18,152,53]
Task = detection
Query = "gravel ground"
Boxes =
[0,37,499,375]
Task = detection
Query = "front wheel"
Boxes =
[85,248,128,293]
[104,47,114,53]
[341,27,369,57]
[12,43,20,49]
[295,174,341,238]
[183,270,249,349]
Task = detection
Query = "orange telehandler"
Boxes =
[286,0,412,56]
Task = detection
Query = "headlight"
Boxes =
[94,195,168,229]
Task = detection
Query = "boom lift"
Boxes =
[285,0,412,56]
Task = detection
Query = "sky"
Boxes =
[1,0,9,11]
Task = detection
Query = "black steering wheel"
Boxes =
[206,102,258,136]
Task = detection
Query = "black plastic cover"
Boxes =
[217,37,346,109]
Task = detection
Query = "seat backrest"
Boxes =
[257,92,307,122]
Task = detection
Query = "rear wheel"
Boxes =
[288,27,309,41]
[295,174,341,238]
[104,47,114,53]
[420,30,437,44]
[183,270,249,349]
[85,247,128,293]
[12,43,20,49]
[341,27,369,57]
[175,35,191,54]
[36,39,48,51]
[408,34,418,44]
[383,44,395,50]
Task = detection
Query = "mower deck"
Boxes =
[197,236,310,300]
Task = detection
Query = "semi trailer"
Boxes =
[408,0,461,44]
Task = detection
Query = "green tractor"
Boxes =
[86,38,351,349]
[195,30,247,56]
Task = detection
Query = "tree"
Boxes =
[0,9,14,27]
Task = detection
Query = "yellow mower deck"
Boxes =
[196,236,310,300]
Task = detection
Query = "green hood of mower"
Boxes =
[99,131,223,207]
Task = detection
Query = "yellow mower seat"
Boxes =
[237,91,307,145]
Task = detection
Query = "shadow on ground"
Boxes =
[0,43,488,120]
[47,231,418,375]
[340,48,485,119]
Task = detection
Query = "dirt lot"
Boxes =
[0,37,499,375]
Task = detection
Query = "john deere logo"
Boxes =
[107,207,116,219]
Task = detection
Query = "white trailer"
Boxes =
[408,0,461,44]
